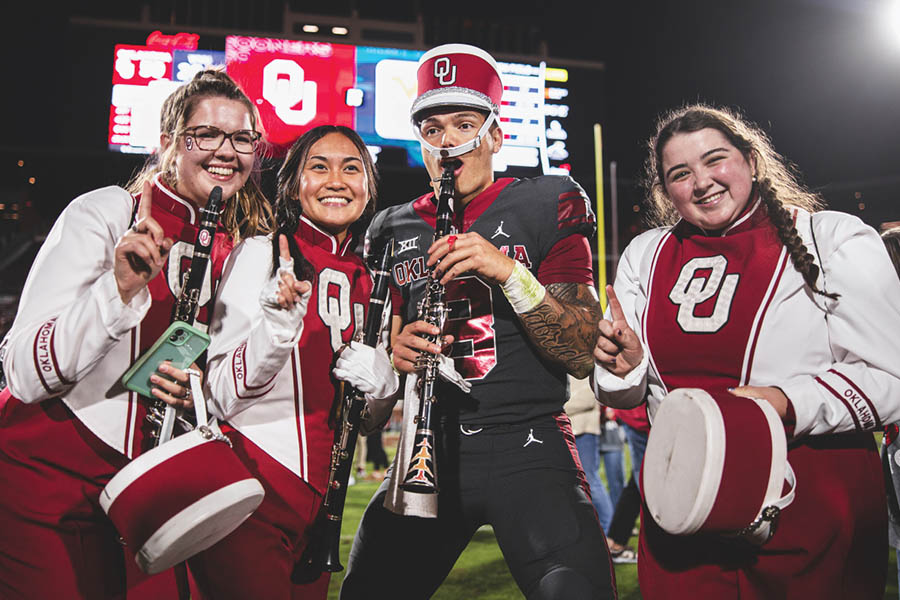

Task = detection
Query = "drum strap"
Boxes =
[734,461,796,544]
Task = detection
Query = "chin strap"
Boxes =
[413,112,497,158]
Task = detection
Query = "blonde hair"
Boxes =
[126,69,273,241]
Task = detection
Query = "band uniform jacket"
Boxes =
[1,175,233,458]
[205,217,373,495]
[594,200,900,438]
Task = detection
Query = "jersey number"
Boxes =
[318,268,364,351]
[444,276,497,380]
[668,255,739,333]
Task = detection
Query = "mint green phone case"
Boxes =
[121,321,210,397]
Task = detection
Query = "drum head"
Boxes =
[644,388,724,535]
[643,388,788,537]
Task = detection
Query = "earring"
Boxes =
[752,175,758,183]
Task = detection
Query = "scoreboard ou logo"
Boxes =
[434,57,456,86]
[262,59,318,126]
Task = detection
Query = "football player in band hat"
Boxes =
[337,43,617,599]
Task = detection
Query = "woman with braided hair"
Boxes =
[592,103,900,599]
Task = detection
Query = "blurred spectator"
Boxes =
[605,403,649,563]
[880,226,900,595]
[565,375,623,530]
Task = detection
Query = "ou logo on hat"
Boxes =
[434,57,456,86]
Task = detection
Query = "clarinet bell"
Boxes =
[400,428,439,494]
[291,523,344,583]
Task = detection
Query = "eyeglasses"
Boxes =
[182,125,261,154]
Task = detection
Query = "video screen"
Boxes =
[108,35,579,176]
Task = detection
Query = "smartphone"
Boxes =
[121,321,210,397]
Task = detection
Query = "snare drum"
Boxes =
[643,388,795,545]
[100,374,264,574]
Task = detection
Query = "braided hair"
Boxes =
[642,103,837,299]
[270,125,378,280]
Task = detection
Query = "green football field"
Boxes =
[326,437,898,599]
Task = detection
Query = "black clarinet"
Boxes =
[173,186,223,324]
[146,185,223,443]
[292,237,395,583]
[400,163,457,493]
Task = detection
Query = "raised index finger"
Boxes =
[278,234,292,263]
[138,181,154,222]
[606,285,627,322]
[135,181,163,245]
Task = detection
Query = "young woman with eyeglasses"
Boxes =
[0,69,272,599]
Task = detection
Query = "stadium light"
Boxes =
[882,0,900,50]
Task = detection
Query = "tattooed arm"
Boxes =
[518,281,602,379]
[425,230,601,379]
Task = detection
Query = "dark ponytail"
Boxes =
[270,153,314,282]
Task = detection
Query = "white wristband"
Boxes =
[501,261,546,314]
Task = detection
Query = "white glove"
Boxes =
[258,256,311,345]
[437,354,472,393]
[333,341,399,401]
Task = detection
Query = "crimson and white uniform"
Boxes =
[0,175,232,599]
[595,200,900,599]
[190,217,372,599]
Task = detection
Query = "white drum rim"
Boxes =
[100,422,225,511]
[748,397,789,534]
[679,389,726,534]
[645,388,726,535]
[136,478,265,574]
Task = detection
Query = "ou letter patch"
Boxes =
[668,255,739,333]
[434,57,457,86]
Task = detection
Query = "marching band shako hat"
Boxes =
[410,43,504,158]
[642,388,796,545]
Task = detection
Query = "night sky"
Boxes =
[547,0,900,212]
[5,0,900,234]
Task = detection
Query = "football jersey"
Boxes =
[205,217,372,494]
[366,175,595,426]
[2,175,233,457]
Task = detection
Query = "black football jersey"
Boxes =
[366,175,596,425]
